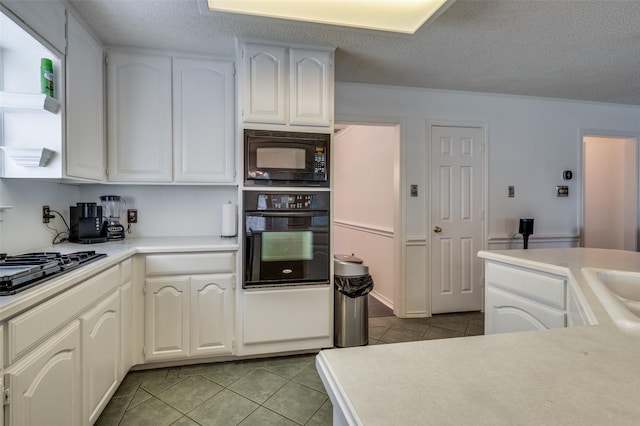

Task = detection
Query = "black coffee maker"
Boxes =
[69,202,107,243]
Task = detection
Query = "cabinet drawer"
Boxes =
[145,253,235,276]
[8,265,120,363]
[486,262,566,309]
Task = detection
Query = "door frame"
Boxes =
[333,113,405,315]
[579,128,640,249]
[426,119,489,315]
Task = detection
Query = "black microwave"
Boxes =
[244,129,330,187]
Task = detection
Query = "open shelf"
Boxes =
[0,92,61,114]
[0,147,55,167]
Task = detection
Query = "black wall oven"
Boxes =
[243,191,330,288]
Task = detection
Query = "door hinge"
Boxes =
[104,55,109,66]
[143,346,146,356]
[3,387,9,406]
[143,283,146,295]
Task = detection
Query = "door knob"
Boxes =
[433,226,442,233]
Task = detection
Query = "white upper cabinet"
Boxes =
[289,48,333,127]
[173,57,235,183]
[107,50,236,184]
[66,12,105,181]
[107,50,173,182]
[240,42,334,129]
[242,44,287,124]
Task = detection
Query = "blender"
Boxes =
[100,195,126,240]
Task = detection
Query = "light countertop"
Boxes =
[317,248,640,425]
[0,236,238,320]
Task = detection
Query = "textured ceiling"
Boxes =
[67,0,640,106]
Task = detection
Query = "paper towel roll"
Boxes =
[221,202,237,237]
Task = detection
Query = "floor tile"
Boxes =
[291,362,327,394]
[379,326,424,343]
[264,356,311,378]
[187,389,258,425]
[137,368,184,395]
[170,416,201,426]
[422,325,465,340]
[228,368,288,404]
[158,375,223,413]
[128,387,153,410]
[368,325,389,340]
[119,397,183,426]
[94,395,130,426]
[263,381,328,424]
[238,406,299,426]
[307,399,334,426]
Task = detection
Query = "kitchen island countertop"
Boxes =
[0,236,238,320]
[317,248,640,425]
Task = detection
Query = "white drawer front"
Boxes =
[145,253,235,276]
[8,266,120,363]
[486,262,566,309]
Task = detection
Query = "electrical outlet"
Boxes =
[42,205,51,223]
[127,209,138,224]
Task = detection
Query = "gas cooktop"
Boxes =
[0,251,107,295]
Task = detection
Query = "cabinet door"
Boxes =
[190,274,235,357]
[6,321,82,426]
[144,277,189,361]
[173,57,235,183]
[485,286,566,334]
[66,12,105,181]
[289,48,333,127]
[81,290,120,425]
[107,51,173,182]
[242,44,287,124]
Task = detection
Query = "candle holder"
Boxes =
[519,218,534,249]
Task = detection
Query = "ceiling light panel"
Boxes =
[206,0,451,34]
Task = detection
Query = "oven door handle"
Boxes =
[247,212,325,218]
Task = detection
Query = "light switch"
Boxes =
[410,184,418,197]
[508,186,515,198]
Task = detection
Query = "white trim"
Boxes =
[333,220,393,237]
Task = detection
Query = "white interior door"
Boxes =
[430,125,484,314]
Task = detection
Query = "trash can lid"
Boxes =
[334,254,363,264]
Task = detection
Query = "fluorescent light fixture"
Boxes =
[206,0,452,34]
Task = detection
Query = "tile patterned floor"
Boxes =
[97,312,483,425]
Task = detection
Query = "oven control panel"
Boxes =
[257,194,314,210]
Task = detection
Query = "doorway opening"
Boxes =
[582,133,638,251]
[332,122,400,313]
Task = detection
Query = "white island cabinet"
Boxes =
[484,261,567,334]
[143,252,235,361]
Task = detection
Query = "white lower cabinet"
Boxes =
[81,290,120,425]
[239,286,332,356]
[6,321,82,426]
[144,274,235,361]
[484,261,567,334]
[143,252,236,362]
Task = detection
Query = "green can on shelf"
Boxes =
[40,58,54,97]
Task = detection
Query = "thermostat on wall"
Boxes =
[562,170,573,180]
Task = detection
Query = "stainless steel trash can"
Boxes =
[334,254,374,347]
